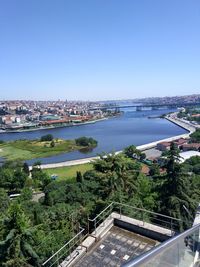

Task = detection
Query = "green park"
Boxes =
[0,135,98,161]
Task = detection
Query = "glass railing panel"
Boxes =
[122,224,200,267]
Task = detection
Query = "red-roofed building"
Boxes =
[156,138,188,151]
[182,143,200,151]
[156,142,171,151]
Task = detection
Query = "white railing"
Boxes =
[88,202,181,236]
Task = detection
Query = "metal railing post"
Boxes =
[110,202,113,219]
[94,219,97,235]
[142,212,144,226]
[170,218,173,236]
[57,253,59,267]
[87,216,90,234]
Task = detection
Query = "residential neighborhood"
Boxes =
[0,100,119,132]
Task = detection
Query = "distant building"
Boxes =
[182,143,200,151]
[156,142,171,151]
[156,138,187,151]
[175,138,188,147]
[2,115,16,124]
[191,114,200,118]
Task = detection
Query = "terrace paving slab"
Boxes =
[73,226,158,267]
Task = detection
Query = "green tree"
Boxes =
[75,137,97,147]
[160,143,196,229]
[76,171,83,183]
[20,188,33,201]
[50,140,55,148]
[0,189,10,213]
[0,167,27,193]
[40,134,53,142]
[0,203,40,267]
[149,163,160,177]
[23,163,30,176]
[123,145,146,161]
[165,142,181,180]
[92,153,141,198]
[190,129,200,143]
[124,145,140,158]
[32,170,51,190]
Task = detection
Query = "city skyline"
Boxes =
[1,93,200,102]
[0,0,200,100]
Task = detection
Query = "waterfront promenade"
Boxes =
[32,112,197,170]
[165,112,197,132]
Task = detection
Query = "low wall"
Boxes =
[115,218,170,242]
[112,213,173,243]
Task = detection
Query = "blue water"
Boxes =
[0,108,187,164]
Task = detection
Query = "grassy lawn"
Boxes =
[0,139,83,161]
[44,163,93,182]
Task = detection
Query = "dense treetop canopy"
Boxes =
[0,144,199,266]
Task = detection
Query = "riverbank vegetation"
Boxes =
[0,136,98,161]
[75,136,98,147]
[0,144,200,266]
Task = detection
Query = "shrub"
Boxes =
[40,134,54,142]
[75,136,98,147]
[50,140,55,147]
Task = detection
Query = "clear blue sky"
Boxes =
[0,0,200,101]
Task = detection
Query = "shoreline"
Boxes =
[165,112,197,133]
[32,112,197,170]
[0,117,109,134]
[33,132,189,170]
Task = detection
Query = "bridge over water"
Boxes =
[89,102,200,111]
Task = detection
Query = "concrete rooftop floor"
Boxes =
[73,226,158,267]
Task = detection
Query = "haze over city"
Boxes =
[0,0,200,100]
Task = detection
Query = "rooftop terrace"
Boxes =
[42,203,180,267]
[74,226,157,267]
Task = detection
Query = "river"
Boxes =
[0,108,187,165]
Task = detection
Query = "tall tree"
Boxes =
[0,203,40,267]
[160,143,196,229]
[92,153,141,198]
[165,142,181,180]
[23,163,30,176]
[0,189,10,213]
[149,163,160,177]
[76,171,83,183]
